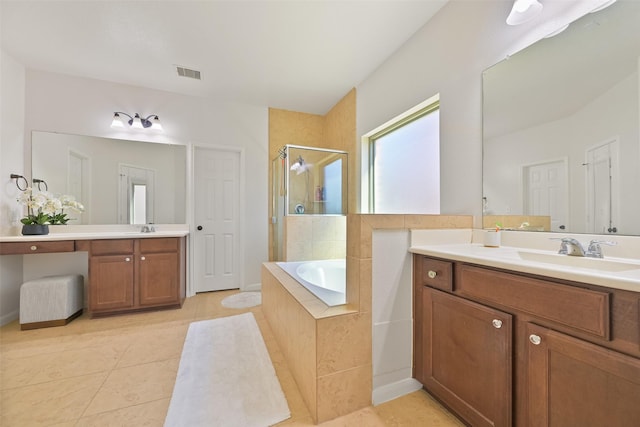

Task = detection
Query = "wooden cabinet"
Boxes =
[419,287,512,427]
[527,323,640,427]
[89,253,135,311]
[138,238,181,307]
[88,237,185,316]
[0,240,75,255]
[413,254,640,427]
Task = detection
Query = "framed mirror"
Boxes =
[31,131,187,225]
[482,0,640,236]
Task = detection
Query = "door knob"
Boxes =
[492,319,503,329]
[197,225,203,231]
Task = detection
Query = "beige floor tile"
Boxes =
[76,398,170,427]
[116,324,188,368]
[82,358,179,416]
[319,407,386,427]
[47,422,78,427]
[1,351,51,389]
[0,372,107,426]
[374,390,465,426]
[28,341,128,385]
[1,292,464,426]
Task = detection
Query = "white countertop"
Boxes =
[0,225,189,242]
[409,229,640,293]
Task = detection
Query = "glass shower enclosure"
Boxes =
[271,145,348,261]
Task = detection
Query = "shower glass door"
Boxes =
[272,156,285,261]
[286,146,348,216]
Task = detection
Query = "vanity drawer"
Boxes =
[0,240,75,255]
[415,256,453,291]
[139,237,179,253]
[90,239,134,255]
[455,264,610,340]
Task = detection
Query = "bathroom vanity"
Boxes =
[411,246,640,427]
[1,230,187,317]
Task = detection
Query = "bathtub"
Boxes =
[276,259,346,306]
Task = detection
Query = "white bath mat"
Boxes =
[164,312,290,427]
[221,291,262,309]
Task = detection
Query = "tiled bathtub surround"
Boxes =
[262,214,473,423]
[284,215,346,261]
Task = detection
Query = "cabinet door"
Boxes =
[527,323,640,427]
[420,288,512,427]
[138,252,180,307]
[89,255,134,311]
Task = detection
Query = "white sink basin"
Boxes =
[516,251,640,272]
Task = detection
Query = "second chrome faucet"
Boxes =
[556,237,616,258]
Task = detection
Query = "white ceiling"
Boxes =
[1,0,448,115]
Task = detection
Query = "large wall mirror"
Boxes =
[32,131,187,225]
[483,0,640,236]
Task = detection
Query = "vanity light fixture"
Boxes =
[111,112,163,131]
[506,0,543,25]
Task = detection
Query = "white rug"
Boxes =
[164,312,290,427]
[221,291,262,309]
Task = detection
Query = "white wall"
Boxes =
[0,68,268,323]
[358,0,627,405]
[371,229,419,404]
[355,0,599,220]
[23,69,269,286]
[0,51,26,324]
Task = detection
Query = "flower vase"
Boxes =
[21,224,49,236]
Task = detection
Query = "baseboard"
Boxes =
[242,283,262,292]
[372,378,423,406]
[0,310,19,327]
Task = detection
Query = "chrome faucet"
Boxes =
[140,224,156,233]
[556,237,616,258]
[558,238,586,257]
[585,240,617,258]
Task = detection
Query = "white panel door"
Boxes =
[524,160,568,231]
[586,139,619,234]
[194,147,240,292]
[67,150,90,224]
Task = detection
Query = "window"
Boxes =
[362,95,440,213]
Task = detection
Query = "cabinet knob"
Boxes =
[492,319,503,329]
[30,245,37,251]
[427,270,437,279]
[529,334,542,345]
[125,257,131,262]
[141,256,146,261]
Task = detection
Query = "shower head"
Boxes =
[290,155,312,175]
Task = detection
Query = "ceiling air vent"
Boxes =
[176,66,202,80]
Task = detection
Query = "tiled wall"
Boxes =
[284,215,346,261]
[268,89,356,261]
[262,263,369,423]
[262,214,473,423]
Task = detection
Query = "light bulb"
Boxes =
[131,114,144,129]
[111,113,125,128]
[150,116,163,131]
